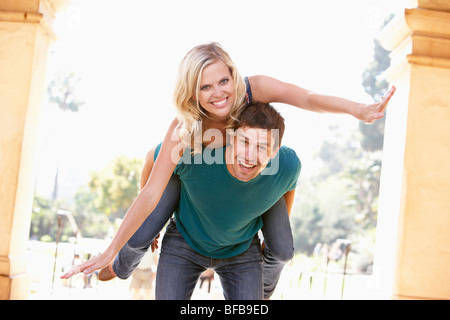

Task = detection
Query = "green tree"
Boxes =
[291,14,396,269]
[360,13,394,152]
[352,13,394,226]
[46,70,86,201]
[361,38,391,103]
[87,155,143,221]
[47,70,85,112]
[317,124,362,176]
[72,186,112,239]
[342,153,382,228]
[292,175,358,254]
[31,70,85,240]
[291,125,363,254]
[30,195,72,241]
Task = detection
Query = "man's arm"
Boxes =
[139,146,162,252]
[260,189,296,254]
[140,146,156,191]
[283,189,296,217]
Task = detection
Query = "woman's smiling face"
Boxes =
[196,60,235,121]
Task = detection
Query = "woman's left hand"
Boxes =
[359,85,396,124]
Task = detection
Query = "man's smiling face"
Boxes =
[227,126,280,182]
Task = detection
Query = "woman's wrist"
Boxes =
[353,102,365,121]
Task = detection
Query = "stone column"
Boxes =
[374,1,450,300]
[0,0,68,300]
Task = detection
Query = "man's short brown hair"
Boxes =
[234,102,285,148]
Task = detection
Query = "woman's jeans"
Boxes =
[112,174,294,299]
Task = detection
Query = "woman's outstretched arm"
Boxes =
[248,75,396,124]
[61,118,183,279]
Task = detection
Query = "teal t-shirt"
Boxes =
[155,144,301,259]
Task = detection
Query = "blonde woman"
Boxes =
[62,43,395,298]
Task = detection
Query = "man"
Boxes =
[154,102,301,299]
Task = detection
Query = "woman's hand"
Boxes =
[359,85,396,124]
[60,251,114,279]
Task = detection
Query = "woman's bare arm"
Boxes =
[61,118,183,278]
[248,75,396,124]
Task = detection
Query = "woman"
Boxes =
[61,42,395,286]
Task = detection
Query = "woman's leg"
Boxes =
[260,196,294,299]
[113,174,181,279]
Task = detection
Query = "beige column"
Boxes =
[0,0,67,300]
[374,1,450,300]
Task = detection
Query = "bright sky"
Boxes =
[35,0,407,200]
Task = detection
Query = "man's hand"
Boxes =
[151,234,160,252]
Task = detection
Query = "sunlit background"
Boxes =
[30,0,407,299]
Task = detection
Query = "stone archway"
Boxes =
[373,1,450,300]
[0,0,68,300]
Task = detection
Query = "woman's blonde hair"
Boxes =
[173,42,247,153]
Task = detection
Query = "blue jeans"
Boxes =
[113,174,293,299]
[113,174,181,279]
[261,196,294,298]
[155,219,263,300]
